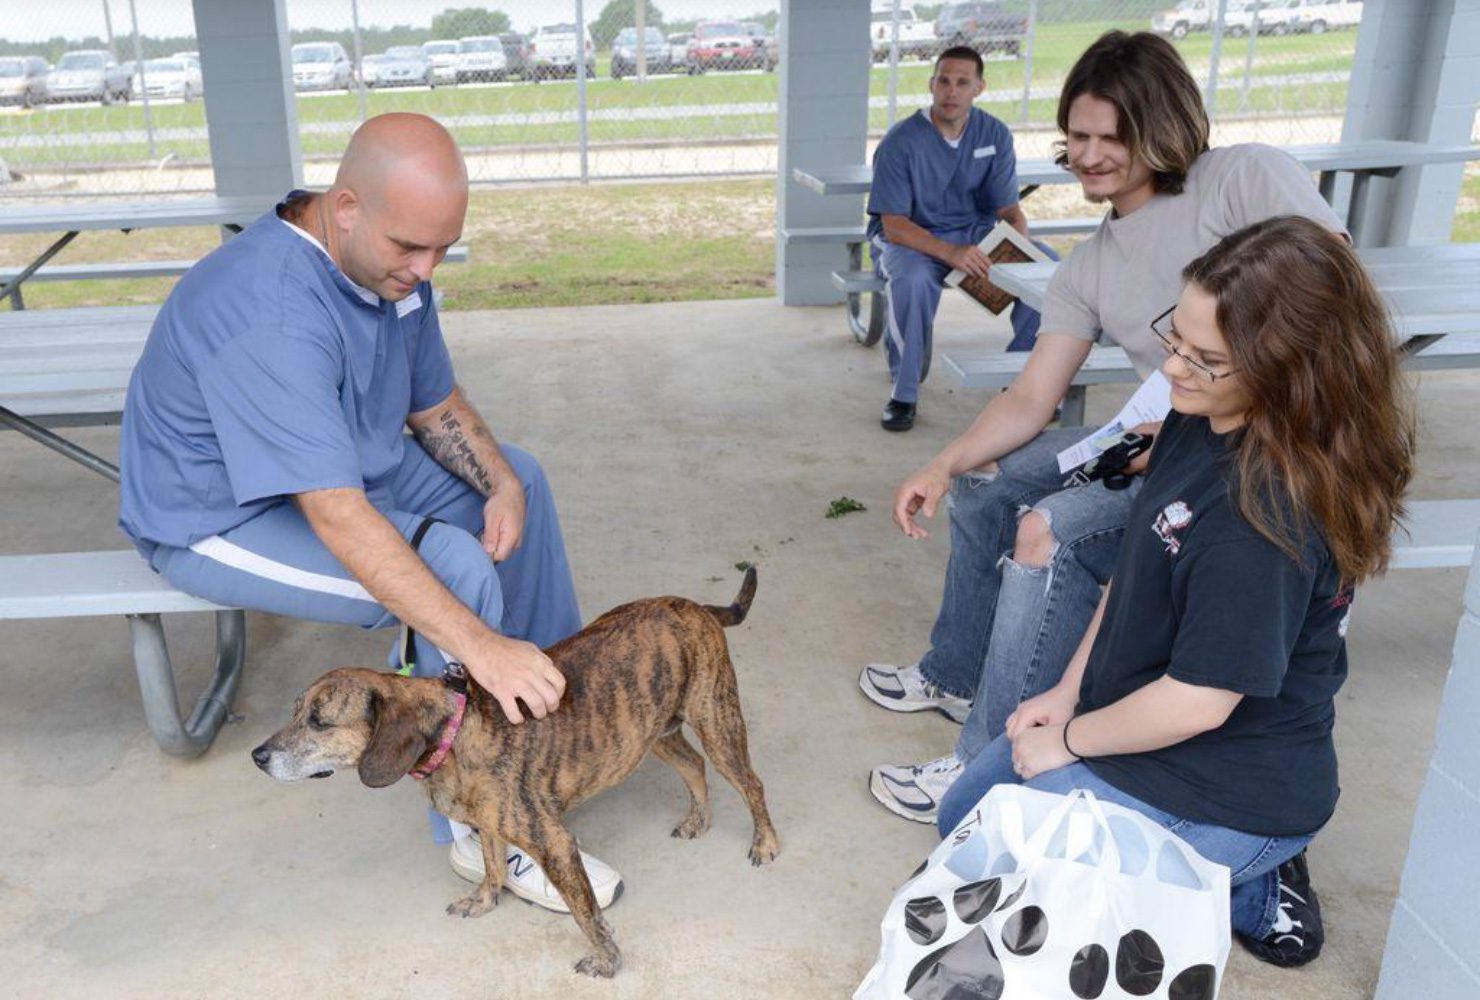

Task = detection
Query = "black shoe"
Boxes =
[1237,850,1325,968]
[881,399,916,432]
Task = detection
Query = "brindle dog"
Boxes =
[252,568,777,978]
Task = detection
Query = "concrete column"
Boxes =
[775,0,872,305]
[1375,537,1480,999]
[1341,0,1479,245]
[192,0,302,198]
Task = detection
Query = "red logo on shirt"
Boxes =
[1153,500,1193,554]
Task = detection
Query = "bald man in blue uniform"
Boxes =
[119,113,623,912]
[867,46,1051,432]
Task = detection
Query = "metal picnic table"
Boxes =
[792,140,1480,245]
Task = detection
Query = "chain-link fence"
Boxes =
[0,0,1470,201]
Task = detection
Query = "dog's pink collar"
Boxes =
[410,688,467,781]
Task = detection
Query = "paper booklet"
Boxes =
[1055,370,1173,474]
[943,220,1052,315]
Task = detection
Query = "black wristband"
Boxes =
[1063,717,1085,762]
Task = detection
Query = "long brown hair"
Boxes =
[1182,217,1415,582]
[1054,31,1209,195]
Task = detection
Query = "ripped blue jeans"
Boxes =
[913,426,1142,763]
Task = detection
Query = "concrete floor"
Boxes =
[2,295,1474,999]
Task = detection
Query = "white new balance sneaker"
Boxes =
[859,662,973,724]
[869,752,964,823]
[450,833,624,913]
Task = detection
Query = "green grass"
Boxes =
[1454,168,1480,244]
[0,179,778,312]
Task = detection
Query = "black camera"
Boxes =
[1063,430,1154,492]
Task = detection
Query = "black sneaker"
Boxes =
[881,399,916,432]
[1237,850,1325,967]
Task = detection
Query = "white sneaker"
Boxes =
[869,753,964,823]
[859,662,973,724]
[450,833,624,913]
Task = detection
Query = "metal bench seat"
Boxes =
[0,550,244,758]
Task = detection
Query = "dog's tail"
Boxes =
[703,566,757,627]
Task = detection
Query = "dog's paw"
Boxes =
[446,893,499,919]
[574,950,622,979]
[748,832,780,866]
[671,812,710,840]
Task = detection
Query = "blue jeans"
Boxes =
[937,734,1314,939]
[916,428,1141,758]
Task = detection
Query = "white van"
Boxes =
[529,23,594,80]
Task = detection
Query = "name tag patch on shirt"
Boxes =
[395,290,423,318]
[972,145,997,159]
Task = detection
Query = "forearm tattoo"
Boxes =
[414,406,498,496]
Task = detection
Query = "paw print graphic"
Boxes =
[897,877,1217,1000]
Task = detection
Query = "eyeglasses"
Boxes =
[1149,305,1238,383]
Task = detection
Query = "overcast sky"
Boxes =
[4,1,778,43]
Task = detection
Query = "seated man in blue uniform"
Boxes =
[118,112,623,913]
[867,45,1049,432]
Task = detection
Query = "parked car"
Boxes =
[359,53,387,87]
[870,5,938,61]
[45,50,132,104]
[687,20,760,72]
[1296,0,1364,33]
[667,32,694,69]
[375,46,435,88]
[498,32,533,80]
[137,57,203,101]
[1154,0,1308,38]
[528,23,595,79]
[741,22,778,71]
[455,35,508,82]
[291,41,352,91]
[422,39,460,85]
[0,56,50,108]
[610,25,670,79]
[934,2,1028,57]
[1217,0,1302,36]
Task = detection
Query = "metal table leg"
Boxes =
[844,241,887,347]
[1058,386,1088,427]
[127,610,247,758]
[0,405,120,481]
[0,230,80,311]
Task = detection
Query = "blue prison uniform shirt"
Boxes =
[119,192,455,559]
[866,107,1019,239]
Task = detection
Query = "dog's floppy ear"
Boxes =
[358,687,429,788]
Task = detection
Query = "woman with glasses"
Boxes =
[935,216,1415,968]
[864,30,1348,834]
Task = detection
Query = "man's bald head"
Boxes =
[335,112,468,204]
[320,113,468,302]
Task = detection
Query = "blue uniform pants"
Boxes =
[872,226,1050,405]
[149,440,582,663]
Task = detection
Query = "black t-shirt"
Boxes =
[1079,409,1351,836]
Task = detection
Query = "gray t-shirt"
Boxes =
[1041,143,1346,376]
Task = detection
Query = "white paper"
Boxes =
[1055,370,1173,474]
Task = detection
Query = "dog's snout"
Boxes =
[251,745,272,770]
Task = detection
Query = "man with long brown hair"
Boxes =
[864,31,1345,851]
